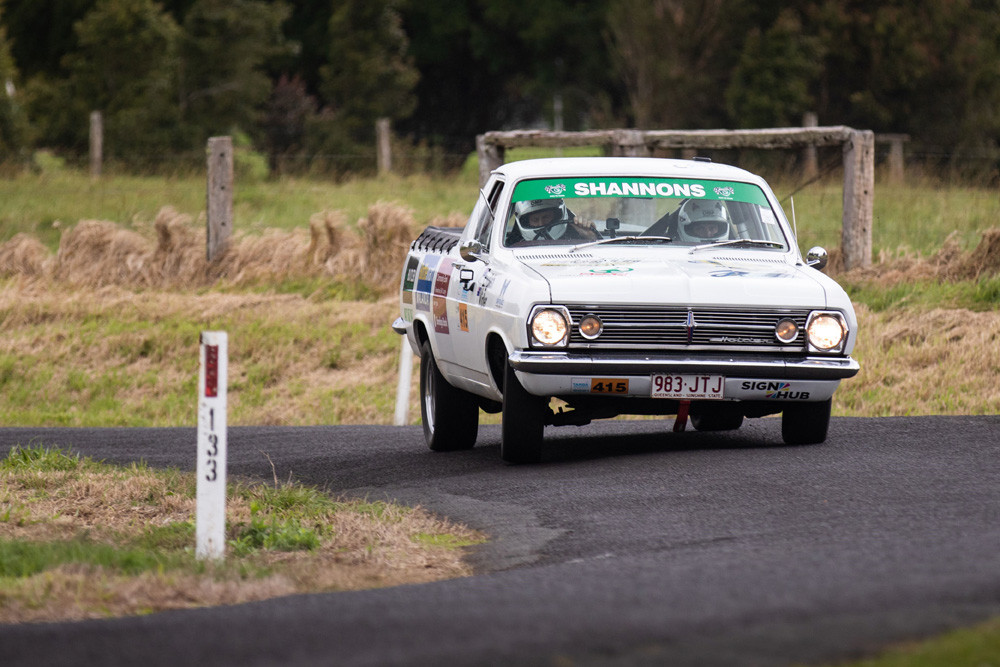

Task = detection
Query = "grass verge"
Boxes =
[824,617,1000,667]
[0,445,484,623]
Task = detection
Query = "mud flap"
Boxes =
[673,400,691,432]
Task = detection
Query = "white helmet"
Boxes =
[676,199,730,243]
[514,199,567,240]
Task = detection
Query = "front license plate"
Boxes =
[651,374,725,399]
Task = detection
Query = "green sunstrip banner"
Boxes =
[512,178,770,206]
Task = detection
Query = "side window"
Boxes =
[475,180,505,250]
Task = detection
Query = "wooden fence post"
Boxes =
[611,129,649,157]
[887,136,906,185]
[89,111,103,179]
[802,112,818,179]
[841,130,874,270]
[206,136,233,262]
[376,118,392,174]
[477,134,504,188]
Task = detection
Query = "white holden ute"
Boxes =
[392,157,859,463]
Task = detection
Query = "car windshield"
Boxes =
[502,177,789,251]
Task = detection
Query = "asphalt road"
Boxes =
[1,416,998,666]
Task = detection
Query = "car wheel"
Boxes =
[781,399,831,445]
[419,340,478,451]
[501,357,546,464]
[690,405,744,432]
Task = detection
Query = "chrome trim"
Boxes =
[565,305,812,351]
[528,304,572,348]
[508,350,860,380]
[806,246,829,270]
[459,240,484,262]
[805,311,848,354]
[578,314,604,340]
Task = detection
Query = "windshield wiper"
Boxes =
[569,235,673,253]
[688,239,785,254]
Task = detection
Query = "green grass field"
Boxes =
[2,158,996,259]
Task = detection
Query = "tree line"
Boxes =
[0,0,998,175]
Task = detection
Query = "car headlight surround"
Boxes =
[805,311,848,353]
[528,306,570,347]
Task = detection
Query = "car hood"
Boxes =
[518,250,831,308]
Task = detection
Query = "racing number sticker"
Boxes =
[591,379,629,394]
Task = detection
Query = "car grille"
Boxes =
[565,305,810,352]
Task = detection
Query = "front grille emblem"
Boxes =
[686,309,695,344]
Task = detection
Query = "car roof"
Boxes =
[492,157,765,184]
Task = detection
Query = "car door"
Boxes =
[448,177,505,387]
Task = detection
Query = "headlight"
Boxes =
[579,314,603,340]
[529,307,569,347]
[806,312,847,353]
[774,318,799,344]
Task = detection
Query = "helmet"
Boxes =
[676,199,730,243]
[514,199,567,241]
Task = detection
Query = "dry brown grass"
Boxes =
[0,203,434,294]
[836,305,1000,417]
[0,281,417,426]
[1,462,482,623]
[830,228,1000,282]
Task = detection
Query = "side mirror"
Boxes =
[806,246,828,271]
[459,240,484,262]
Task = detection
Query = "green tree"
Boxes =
[725,10,822,128]
[277,0,336,96]
[398,0,616,155]
[320,0,419,142]
[476,0,617,129]
[606,0,749,129]
[803,0,1000,154]
[1,0,92,80]
[179,0,293,142]
[47,0,182,155]
[0,0,28,156]
[397,0,518,153]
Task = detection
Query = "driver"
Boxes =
[507,199,598,244]
[676,199,731,243]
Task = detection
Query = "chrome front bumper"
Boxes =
[507,350,859,381]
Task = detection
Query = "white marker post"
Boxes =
[393,337,413,426]
[197,331,228,560]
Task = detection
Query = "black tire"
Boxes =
[500,357,546,464]
[690,405,744,432]
[781,399,832,445]
[419,340,478,451]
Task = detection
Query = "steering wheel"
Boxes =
[530,218,571,240]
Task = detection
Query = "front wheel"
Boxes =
[419,340,478,451]
[501,358,546,464]
[781,399,832,445]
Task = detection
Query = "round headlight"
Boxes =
[579,315,603,340]
[531,309,568,346]
[806,314,845,351]
[775,318,799,343]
